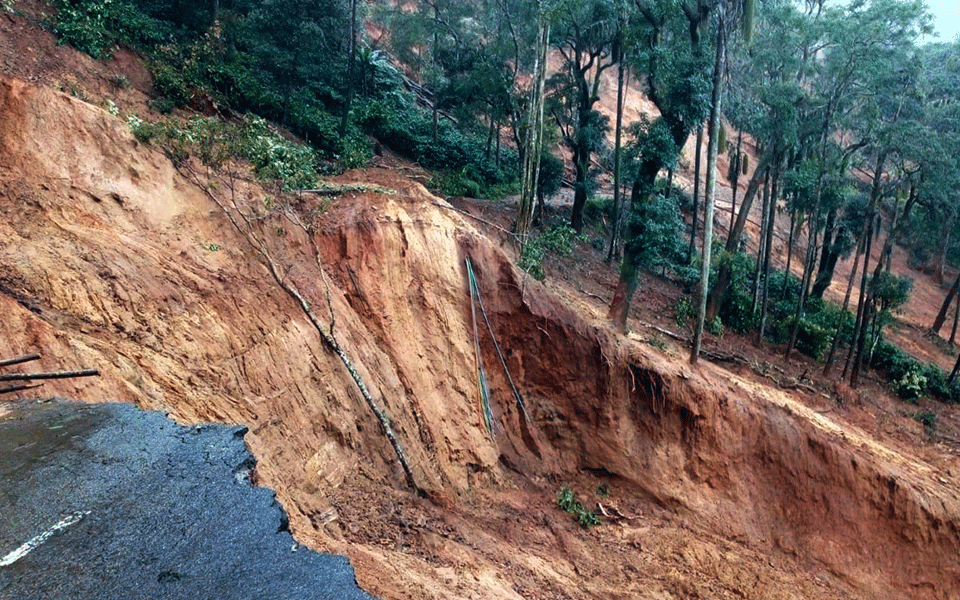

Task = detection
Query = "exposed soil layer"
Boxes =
[3,7,960,600]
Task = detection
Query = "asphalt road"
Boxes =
[0,399,378,600]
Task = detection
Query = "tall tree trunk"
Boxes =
[486,113,495,160]
[824,224,867,377]
[691,17,725,365]
[753,167,771,312]
[934,208,956,285]
[688,125,704,264]
[571,144,589,233]
[758,165,779,343]
[783,207,796,302]
[786,203,822,358]
[729,129,742,234]
[340,0,358,137]
[607,18,628,264]
[811,210,845,300]
[703,145,772,321]
[495,117,502,169]
[951,289,960,346]
[849,152,888,387]
[515,10,549,238]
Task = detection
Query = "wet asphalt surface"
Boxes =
[0,399,378,600]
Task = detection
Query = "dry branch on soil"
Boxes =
[0,353,40,368]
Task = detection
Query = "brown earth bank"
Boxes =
[3,8,960,600]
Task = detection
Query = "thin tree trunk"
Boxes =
[783,207,796,302]
[935,208,956,285]
[515,10,549,238]
[486,113,495,160]
[849,152,887,387]
[730,129,742,234]
[758,165,778,343]
[689,125,703,264]
[691,17,725,365]
[704,145,772,321]
[786,203,821,358]
[951,290,960,346]
[607,13,628,264]
[824,225,867,377]
[753,167,771,312]
[495,117,501,169]
[340,0,358,137]
[931,270,960,335]
[950,348,960,384]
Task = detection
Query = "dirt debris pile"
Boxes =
[1,73,960,599]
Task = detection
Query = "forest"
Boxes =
[29,0,960,400]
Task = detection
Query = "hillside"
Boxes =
[3,5,960,600]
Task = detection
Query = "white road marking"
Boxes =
[0,511,90,567]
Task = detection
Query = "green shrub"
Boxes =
[909,410,937,430]
[354,95,516,189]
[128,115,318,192]
[149,96,177,115]
[430,167,483,198]
[675,296,695,328]
[556,486,600,529]
[924,363,952,402]
[51,0,115,58]
[518,241,545,281]
[338,135,372,170]
[584,196,614,229]
[51,0,168,59]
[518,226,581,281]
[540,225,580,255]
[706,316,724,337]
[895,366,927,402]
[623,193,689,278]
[807,303,856,347]
[871,339,918,381]
[537,152,565,202]
[780,315,832,360]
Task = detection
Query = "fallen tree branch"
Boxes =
[640,322,688,344]
[432,202,518,240]
[0,353,41,369]
[0,368,100,382]
[0,383,42,395]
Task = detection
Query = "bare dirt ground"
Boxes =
[3,4,960,600]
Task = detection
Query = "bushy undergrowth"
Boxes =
[128,114,318,191]
[871,340,960,403]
